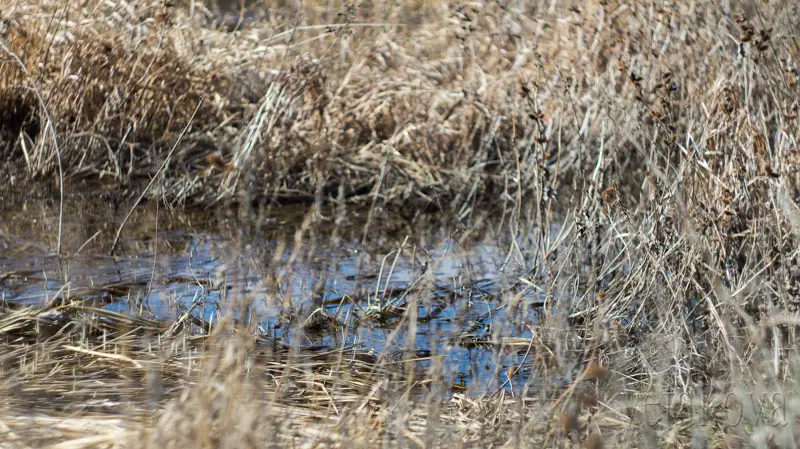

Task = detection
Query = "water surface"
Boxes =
[0,191,554,393]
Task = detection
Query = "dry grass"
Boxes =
[3,0,791,210]
[0,301,630,448]
[3,0,800,447]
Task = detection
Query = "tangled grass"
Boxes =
[3,0,800,447]
[2,0,792,211]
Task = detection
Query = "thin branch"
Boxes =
[109,98,204,255]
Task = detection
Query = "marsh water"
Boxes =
[0,190,555,394]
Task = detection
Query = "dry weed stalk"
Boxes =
[2,0,800,448]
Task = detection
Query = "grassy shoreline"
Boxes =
[2,0,795,212]
[3,0,800,447]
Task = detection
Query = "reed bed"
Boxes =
[2,0,800,447]
[2,0,791,211]
[0,299,633,448]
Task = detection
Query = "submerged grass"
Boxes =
[2,0,800,447]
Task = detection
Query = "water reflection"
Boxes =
[0,192,550,394]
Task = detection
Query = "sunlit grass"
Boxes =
[2,0,800,447]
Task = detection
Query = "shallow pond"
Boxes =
[0,190,557,394]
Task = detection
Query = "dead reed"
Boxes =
[3,0,800,447]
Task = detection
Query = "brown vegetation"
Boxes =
[3,0,800,447]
